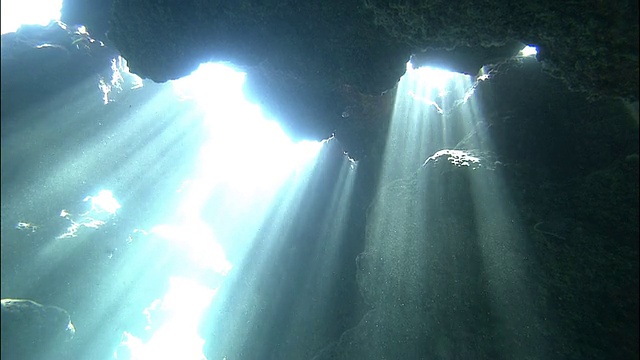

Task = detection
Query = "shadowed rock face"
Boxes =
[1,298,76,359]
[54,0,637,146]
[0,21,120,118]
[0,8,637,359]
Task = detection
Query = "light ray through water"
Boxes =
[1,55,334,359]
[355,64,550,358]
[108,63,328,359]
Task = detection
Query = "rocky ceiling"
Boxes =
[28,0,640,157]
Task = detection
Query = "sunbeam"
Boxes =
[1,56,329,359]
[3,7,637,358]
[353,65,551,358]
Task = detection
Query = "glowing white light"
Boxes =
[1,0,62,34]
[150,222,232,275]
[403,65,462,115]
[84,190,121,215]
[407,65,456,89]
[171,63,245,106]
[116,277,217,360]
[55,191,121,239]
[520,45,538,57]
[171,63,323,190]
[100,57,144,104]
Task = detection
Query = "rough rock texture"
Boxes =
[320,146,639,359]
[364,0,639,102]
[1,13,637,359]
[1,299,75,359]
[104,0,412,143]
[99,0,638,145]
[0,21,120,118]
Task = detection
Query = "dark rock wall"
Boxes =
[55,0,639,150]
[105,0,410,141]
[2,3,637,359]
[0,21,119,118]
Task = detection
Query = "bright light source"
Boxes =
[55,190,121,239]
[520,45,538,57]
[171,63,245,106]
[83,190,121,215]
[115,277,217,360]
[404,65,461,115]
[150,222,232,275]
[171,63,323,191]
[99,57,145,104]
[109,63,325,358]
[1,0,62,34]
[406,63,456,89]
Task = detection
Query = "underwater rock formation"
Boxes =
[1,298,75,359]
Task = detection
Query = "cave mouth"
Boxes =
[1,0,63,34]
